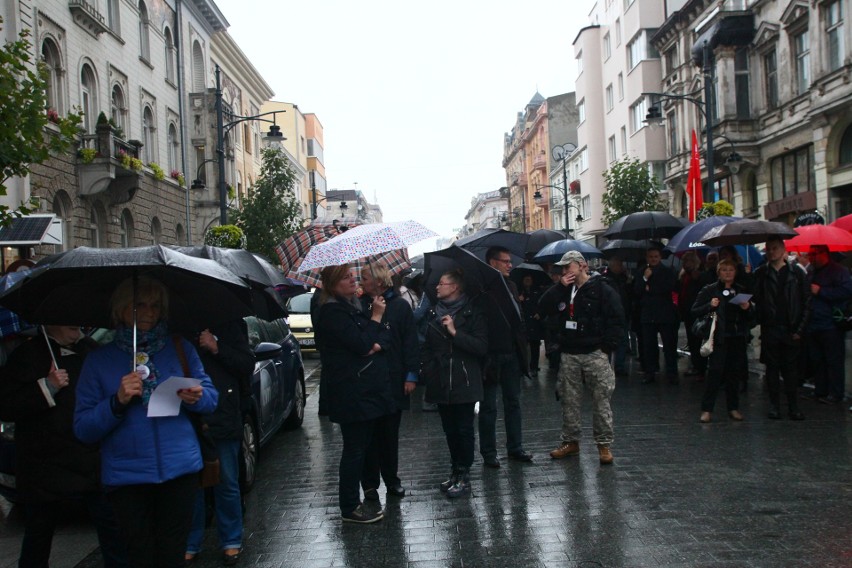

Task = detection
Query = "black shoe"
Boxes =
[363,488,380,501]
[789,411,805,420]
[341,504,384,524]
[483,456,500,468]
[386,484,405,498]
[440,472,458,493]
[642,373,656,384]
[768,408,782,420]
[508,451,533,462]
[222,550,241,566]
[684,369,701,377]
[817,395,840,405]
[422,402,439,412]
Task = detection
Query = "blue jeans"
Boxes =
[186,439,242,553]
[479,352,524,458]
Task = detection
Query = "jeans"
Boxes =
[20,493,128,568]
[108,473,198,568]
[479,352,524,458]
[362,411,402,491]
[187,439,242,553]
[808,328,847,399]
[339,418,380,514]
[438,403,476,470]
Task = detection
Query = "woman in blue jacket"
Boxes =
[74,276,218,568]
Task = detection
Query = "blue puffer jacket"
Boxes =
[74,338,218,488]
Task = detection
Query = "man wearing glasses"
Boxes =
[478,246,533,468]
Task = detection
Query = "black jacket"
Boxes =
[539,275,625,354]
[0,335,101,502]
[192,320,255,441]
[692,281,756,371]
[361,289,419,410]
[316,298,395,424]
[753,261,811,338]
[633,263,678,324]
[421,299,489,405]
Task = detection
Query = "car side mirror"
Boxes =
[254,342,283,361]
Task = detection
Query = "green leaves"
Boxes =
[600,157,667,226]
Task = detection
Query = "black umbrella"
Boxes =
[455,228,529,266]
[174,246,288,320]
[603,211,688,240]
[410,254,425,270]
[423,245,521,327]
[525,229,568,260]
[530,239,604,263]
[700,219,797,246]
[600,239,656,263]
[510,263,551,288]
[0,245,253,331]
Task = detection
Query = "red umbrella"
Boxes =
[784,224,852,252]
[830,213,852,233]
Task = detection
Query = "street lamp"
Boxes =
[531,143,581,237]
[499,185,529,232]
[213,64,285,225]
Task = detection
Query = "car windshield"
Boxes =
[288,292,313,314]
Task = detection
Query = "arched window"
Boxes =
[138,1,150,61]
[88,205,104,247]
[192,41,205,91]
[120,209,134,248]
[41,39,63,115]
[142,106,156,163]
[164,27,176,83]
[840,124,852,167]
[151,216,162,244]
[175,223,185,246]
[111,84,126,136]
[51,190,74,252]
[80,64,98,133]
[167,122,179,172]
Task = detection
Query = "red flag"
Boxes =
[686,129,703,222]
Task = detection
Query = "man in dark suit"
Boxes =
[633,246,679,384]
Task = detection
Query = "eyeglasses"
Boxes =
[437,281,455,287]
[494,258,512,265]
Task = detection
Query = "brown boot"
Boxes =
[550,441,580,459]
[598,445,614,465]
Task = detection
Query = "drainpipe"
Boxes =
[174,0,191,244]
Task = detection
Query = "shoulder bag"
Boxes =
[699,313,717,357]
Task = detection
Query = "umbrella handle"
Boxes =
[132,272,138,373]
[40,326,59,370]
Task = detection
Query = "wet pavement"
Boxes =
[3,351,851,567]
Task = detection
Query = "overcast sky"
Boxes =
[213,0,595,253]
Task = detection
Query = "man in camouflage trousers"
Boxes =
[539,251,625,465]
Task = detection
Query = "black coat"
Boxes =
[192,320,255,441]
[0,335,101,502]
[753,261,812,339]
[316,298,395,424]
[361,290,419,410]
[692,281,755,372]
[633,263,678,324]
[539,275,625,354]
[518,284,545,342]
[421,299,489,405]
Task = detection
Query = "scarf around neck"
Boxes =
[114,321,169,405]
[435,293,468,319]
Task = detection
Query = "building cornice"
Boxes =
[189,0,228,32]
[211,31,274,102]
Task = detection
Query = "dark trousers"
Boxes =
[684,317,707,374]
[808,328,847,399]
[479,352,524,458]
[701,337,747,412]
[641,322,679,376]
[438,403,476,471]
[528,340,541,371]
[107,473,198,568]
[339,418,379,514]
[362,410,402,491]
[763,339,801,409]
[20,493,127,568]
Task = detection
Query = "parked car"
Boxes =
[286,290,316,352]
[240,316,305,492]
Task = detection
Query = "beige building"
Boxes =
[460,189,509,236]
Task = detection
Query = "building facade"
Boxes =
[461,189,509,236]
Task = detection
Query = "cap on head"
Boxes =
[555,250,587,266]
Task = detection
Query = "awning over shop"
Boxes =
[0,215,62,246]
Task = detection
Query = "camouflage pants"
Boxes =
[557,350,615,446]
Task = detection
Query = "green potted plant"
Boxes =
[78,147,99,164]
[170,169,185,187]
[204,225,247,249]
[148,162,165,180]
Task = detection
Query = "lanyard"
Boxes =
[569,286,578,319]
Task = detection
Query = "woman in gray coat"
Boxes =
[421,269,488,498]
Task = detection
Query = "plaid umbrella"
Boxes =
[288,248,411,288]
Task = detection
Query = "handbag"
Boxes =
[699,313,717,357]
[172,336,221,488]
[691,313,714,339]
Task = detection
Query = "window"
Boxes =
[88,207,102,247]
[111,85,126,135]
[605,85,614,111]
[167,123,179,172]
[603,33,611,60]
[175,224,185,246]
[615,18,622,45]
[576,51,584,76]
[582,195,591,219]
[769,146,814,201]
[664,45,678,75]
[138,1,150,61]
[617,73,624,100]
[52,191,73,252]
[142,106,156,163]
[667,111,678,156]
[579,148,589,172]
[192,42,205,91]
[627,32,659,70]
[734,48,750,118]
[826,1,845,72]
[578,100,585,123]
[620,126,627,155]
[793,30,810,94]
[608,136,616,163]
[120,209,134,248]
[840,124,852,166]
[41,39,63,115]
[107,0,120,33]
[151,217,162,245]
[164,27,176,83]
[629,98,647,134]
[80,64,98,134]
[764,50,778,110]
[194,147,206,184]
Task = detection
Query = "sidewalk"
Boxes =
[184,351,851,568]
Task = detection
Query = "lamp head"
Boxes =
[190,179,205,191]
[644,105,664,128]
[725,151,742,174]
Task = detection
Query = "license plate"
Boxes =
[299,338,315,346]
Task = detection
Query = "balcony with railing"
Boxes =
[77,125,143,204]
[531,154,547,172]
[68,0,109,36]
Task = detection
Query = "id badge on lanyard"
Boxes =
[565,287,578,330]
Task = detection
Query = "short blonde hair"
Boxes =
[361,262,393,288]
[110,276,169,326]
[319,264,353,305]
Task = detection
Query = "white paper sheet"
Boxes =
[146,376,202,417]
[728,293,753,306]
